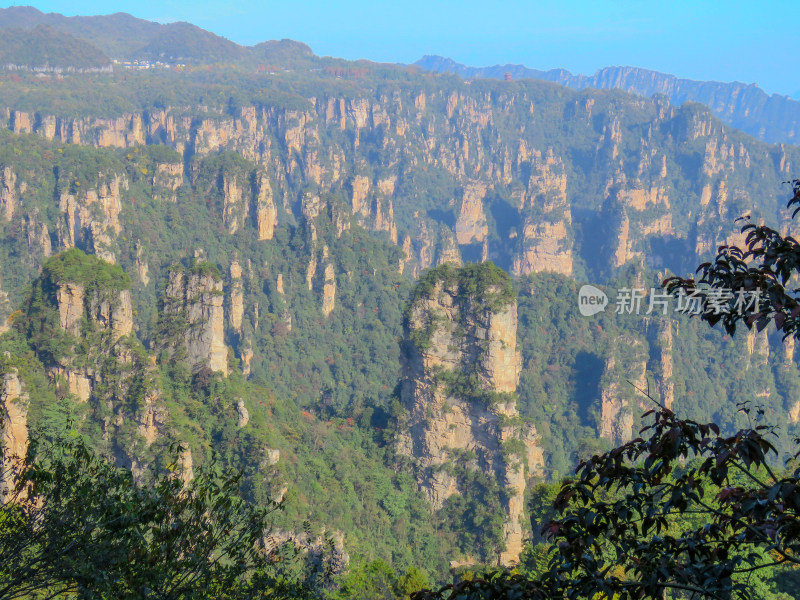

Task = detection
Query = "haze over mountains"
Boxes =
[1,6,799,145]
[0,6,314,65]
[414,55,800,145]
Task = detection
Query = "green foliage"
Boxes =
[186,259,223,281]
[42,248,130,292]
[332,559,400,600]
[414,407,800,600]
[1,48,800,593]
[411,262,514,311]
[0,25,110,70]
[436,463,508,563]
[133,22,247,64]
[432,367,515,408]
[0,434,307,600]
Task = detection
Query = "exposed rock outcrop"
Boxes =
[414,58,800,144]
[153,162,183,202]
[746,327,770,365]
[455,182,488,245]
[0,276,8,335]
[222,173,246,234]
[437,227,462,266]
[54,281,133,340]
[512,150,573,275]
[0,167,16,221]
[512,220,572,276]
[57,174,127,262]
[8,250,176,486]
[240,341,254,377]
[229,261,244,334]
[37,250,136,404]
[162,263,228,375]
[236,399,249,427]
[783,336,796,369]
[0,367,28,501]
[0,84,788,286]
[653,322,674,410]
[321,262,336,317]
[598,338,648,445]
[135,241,150,286]
[25,213,52,259]
[254,174,278,240]
[397,263,543,566]
[265,528,349,577]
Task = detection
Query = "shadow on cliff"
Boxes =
[573,350,604,428]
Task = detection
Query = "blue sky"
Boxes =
[11,1,800,97]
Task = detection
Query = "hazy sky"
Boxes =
[12,0,800,97]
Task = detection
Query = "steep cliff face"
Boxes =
[746,327,770,365]
[254,174,278,240]
[653,322,674,410]
[37,252,135,403]
[153,161,183,202]
[0,366,28,501]
[512,149,574,276]
[346,172,398,243]
[222,173,246,235]
[55,282,133,340]
[57,174,127,262]
[12,250,175,474]
[134,241,149,285]
[0,166,16,221]
[416,56,800,144]
[321,262,336,317]
[1,80,795,286]
[598,337,648,446]
[397,263,543,566]
[162,263,228,375]
[436,227,463,267]
[455,182,489,245]
[228,261,244,335]
[0,275,9,335]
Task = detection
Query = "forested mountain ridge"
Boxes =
[0,25,111,71]
[415,55,800,145]
[1,15,800,588]
[0,6,314,66]
[1,5,797,144]
[0,6,190,60]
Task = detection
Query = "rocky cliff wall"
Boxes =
[2,81,784,283]
[397,264,543,565]
[162,265,228,375]
[57,174,127,263]
[415,57,800,145]
[45,263,134,403]
[14,251,195,479]
[0,367,28,502]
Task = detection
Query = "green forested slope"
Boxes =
[0,39,798,590]
[0,25,110,70]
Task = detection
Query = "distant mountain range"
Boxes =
[414,55,800,145]
[0,6,313,66]
[0,7,798,145]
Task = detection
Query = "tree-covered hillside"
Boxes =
[0,25,110,70]
[0,19,798,590]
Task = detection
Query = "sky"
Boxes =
[9,0,800,97]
